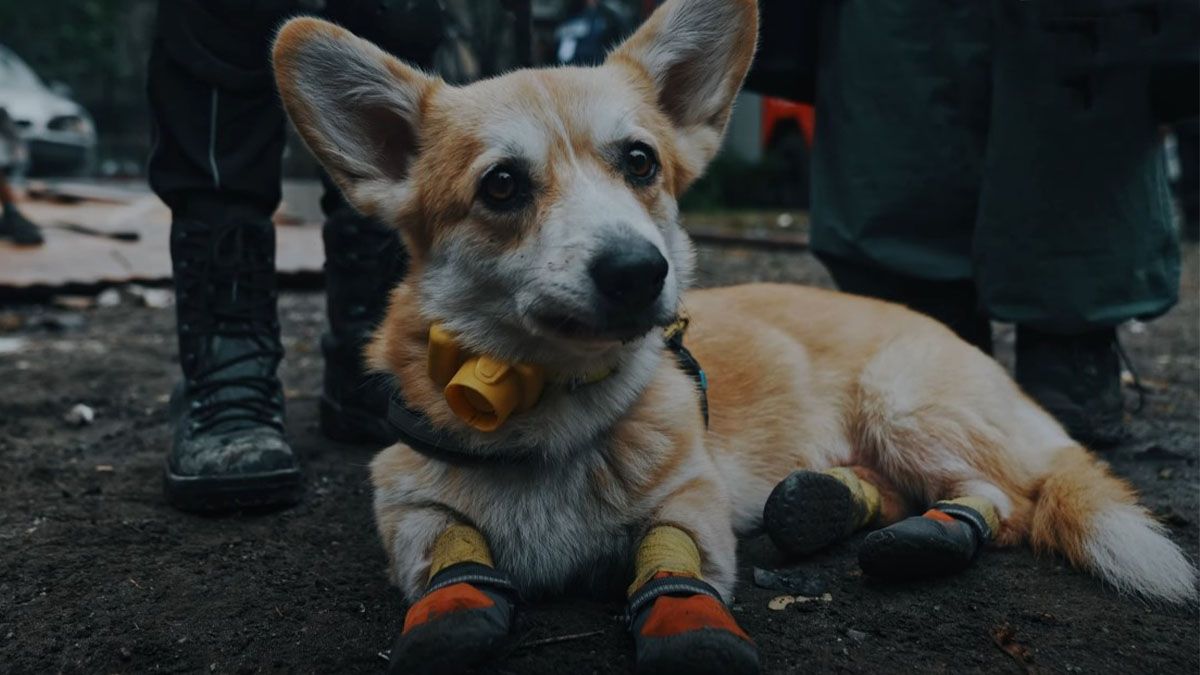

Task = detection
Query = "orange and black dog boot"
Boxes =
[387,562,517,675]
[627,573,760,675]
[858,501,993,581]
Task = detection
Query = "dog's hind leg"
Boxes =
[762,465,913,558]
[846,332,1041,582]
[857,481,1009,582]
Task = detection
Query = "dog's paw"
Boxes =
[388,563,517,675]
[627,574,759,675]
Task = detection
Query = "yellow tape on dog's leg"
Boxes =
[427,523,493,582]
[822,467,881,530]
[627,524,703,597]
[941,496,999,538]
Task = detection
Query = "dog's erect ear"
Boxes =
[609,0,758,179]
[272,18,435,213]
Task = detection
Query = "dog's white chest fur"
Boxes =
[375,445,647,599]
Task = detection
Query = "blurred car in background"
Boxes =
[0,44,96,176]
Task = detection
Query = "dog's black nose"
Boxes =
[589,239,668,312]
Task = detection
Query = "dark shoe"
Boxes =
[319,188,406,446]
[0,206,44,245]
[163,206,303,512]
[1016,326,1128,447]
[858,502,991,582]
[763,470,861,557]
[388,562,518,675]
[628,574,759,675]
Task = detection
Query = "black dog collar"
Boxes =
[387,328,710,465]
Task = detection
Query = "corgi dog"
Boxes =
[272,1,1195,672]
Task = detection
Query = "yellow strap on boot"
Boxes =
[427,523,494,581]
[941,496,1000,536]
[628,524,703,596]
[823,467,881,530]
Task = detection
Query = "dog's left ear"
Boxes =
[272,17,436,217]
[609,0,758,182]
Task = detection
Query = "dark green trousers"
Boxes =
[810,0,1181,334]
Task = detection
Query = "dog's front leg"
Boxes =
[625,479,760,674]
[382,513,518,675]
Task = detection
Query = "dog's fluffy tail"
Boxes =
[1029,445,1196,603]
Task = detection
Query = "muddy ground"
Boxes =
[1,242,1197,674]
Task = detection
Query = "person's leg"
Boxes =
[809,0,993,351]
[314,0,444,445]
[148,0,302,511]
[0,173,43,246]
[975,0,1182,447]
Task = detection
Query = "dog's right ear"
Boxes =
[272,18,436,216]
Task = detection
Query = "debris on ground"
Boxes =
[32,312,87,331]
[125,285,173,309]
[992,623,1039,674]
[64,403,95,426]
[96,288,122,308]
[767,592,833,611]
[1134,445,1188,462]
[768,595,795,611]
[0,336,28,355]
[0,312,22,332]
[753,566,828,596]
[846,628,867,644]
[53,295,95,311]
[516,629,606,650]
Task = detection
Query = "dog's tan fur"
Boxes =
[273,0,1195,607]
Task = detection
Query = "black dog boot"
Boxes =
[859,498,997,581]
[1016,326,1128,448]
[0,203,44,245]
[764,468,881,557]
[318,185,407,446]
[163,204,303,512]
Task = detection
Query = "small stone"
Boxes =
[64,404,95,426]
[1158,467,1175,480]
[119,646,132,660]
[0,336,28,355]
[94,465,114,473]
[768,595,795,611]
[96,288,122,308]
[753,566,828,596]
[846,629,867,644]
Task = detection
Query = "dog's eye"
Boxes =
[623,143,658,183]
[483,168,518,203]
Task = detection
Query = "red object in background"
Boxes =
[762,97,815,148]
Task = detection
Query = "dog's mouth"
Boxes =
[532,311,661,344]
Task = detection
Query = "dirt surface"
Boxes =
[2,242,1197,674]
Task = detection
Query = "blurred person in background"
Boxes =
[749,0,1198,448]
[555,0,630,66]
[147,0,451,512]
[0,106,42,245]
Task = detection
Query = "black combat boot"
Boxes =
[318,185,407,446]
[0,203,44,246]
[163,202,303,512]
[1016,326,1128,448]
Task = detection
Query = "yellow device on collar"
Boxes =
[428,324,545,432]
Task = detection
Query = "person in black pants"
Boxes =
[147,0,447,512]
